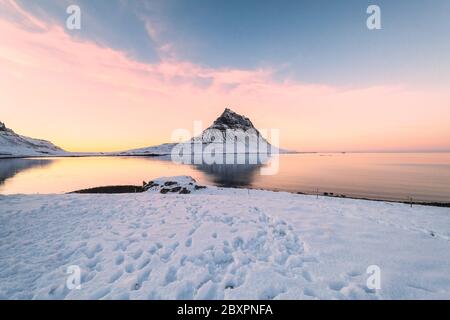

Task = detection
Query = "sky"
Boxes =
[1,0,449,152]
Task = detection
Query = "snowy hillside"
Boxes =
[0,176,449,299]
[121,108,289,156]
[117,143,176,156]
[0,122,66,158]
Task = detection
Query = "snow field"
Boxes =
[0,185,449,299]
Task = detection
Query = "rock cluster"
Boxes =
[143,176,206,194]
[208,108,257,132]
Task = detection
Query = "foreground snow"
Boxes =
[0,182,449,299]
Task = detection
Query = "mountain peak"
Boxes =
[220,107,241,118]
[210,108,256,132]
[221,107,234,115]
[0,121,10,132]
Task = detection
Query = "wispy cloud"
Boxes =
[0,0,48,30]
[136,2,178,60]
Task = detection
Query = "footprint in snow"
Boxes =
[125,263,135,273]
[115,254,124,265]
[137,256,151,270]
[108,270,123,283]
[302,270,313,282]
[132,268,152,291]
[303,288,317,298]
[328,281,347,292]
[89,287,111,300]
[347,270,362,277]
[131,248,143,260]
[163,266,177,286]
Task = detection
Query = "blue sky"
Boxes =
[17,0,450,87]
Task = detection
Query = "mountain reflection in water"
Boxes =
[0,158,53,185]
[175,153,269,188]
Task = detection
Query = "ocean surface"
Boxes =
[1,153,450,203]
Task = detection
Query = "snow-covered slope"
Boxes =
[121,108,290,156]
[0,177,449,299]
[117,143,176,156]
[190,108,282,154]
[0,122,66,158]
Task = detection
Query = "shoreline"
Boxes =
[68,183,450,208]
[3,150,450,160]
[4,150,450,160]
[0,150,308,160]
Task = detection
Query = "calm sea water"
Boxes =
[1,153,450,203]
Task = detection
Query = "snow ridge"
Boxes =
[0,121,65,158]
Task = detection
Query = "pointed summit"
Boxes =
[209,108,256,132]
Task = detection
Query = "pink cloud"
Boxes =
[0,2,449,152]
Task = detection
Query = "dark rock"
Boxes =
[194,185,207,190]
[160,188,170,194]
[179,188,191,194]
[209,108,256,132]
[169,186,182,193]
[143,182,159,190]
[164,181,177,186]
[71,185,143,194]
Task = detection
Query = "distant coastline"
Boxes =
[3,150,450,160]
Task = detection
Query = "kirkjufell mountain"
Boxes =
[122,108,283,156]
[196,108,265,142]
[0,121,65,158]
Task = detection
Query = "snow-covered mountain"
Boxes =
[121,108,285,156]
[191,108,278,153]
[0,121,66,158]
